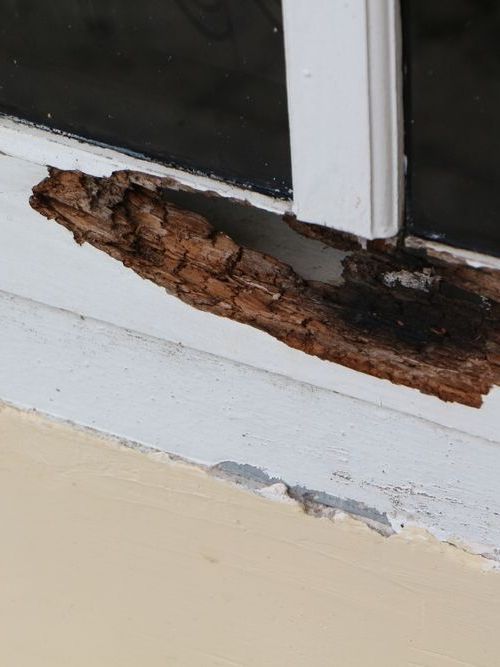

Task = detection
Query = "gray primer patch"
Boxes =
[211,461,391,528]
[211,461,281,490]
[288,486,391,527]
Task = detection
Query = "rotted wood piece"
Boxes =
[30,168,500,407]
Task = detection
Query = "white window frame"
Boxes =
[0,0,402,241]
[283,0,402,239]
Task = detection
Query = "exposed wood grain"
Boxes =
[30,168,500,407]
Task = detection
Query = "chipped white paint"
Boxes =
[283,0,402,237]
[256,482,298,505]
[1,291,500,559]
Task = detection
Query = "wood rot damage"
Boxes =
[30,168,500,407]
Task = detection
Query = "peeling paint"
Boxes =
[5,400,500,561]
[204,461,392,534]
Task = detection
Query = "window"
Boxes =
[0,0,402,240]
[0,0,291,197]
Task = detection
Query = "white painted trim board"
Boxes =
[1,152,499,443]
[2,291,499,558]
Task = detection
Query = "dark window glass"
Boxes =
[0,0,291,197]
[403,0,500,257]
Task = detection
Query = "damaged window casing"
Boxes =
[30,168,500,408]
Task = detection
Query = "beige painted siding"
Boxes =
[0,404,498,666]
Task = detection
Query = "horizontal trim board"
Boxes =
[2,291,500,557]
[1,152,499,442]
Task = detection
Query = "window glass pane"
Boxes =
[403,0,500,257]
[0,0,291,197]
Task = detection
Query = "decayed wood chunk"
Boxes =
[30,168,500,407]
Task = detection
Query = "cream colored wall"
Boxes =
[0,403,498,667]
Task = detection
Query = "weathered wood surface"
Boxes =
[30,168,500,407]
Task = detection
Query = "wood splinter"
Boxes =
[30,168,500,407]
